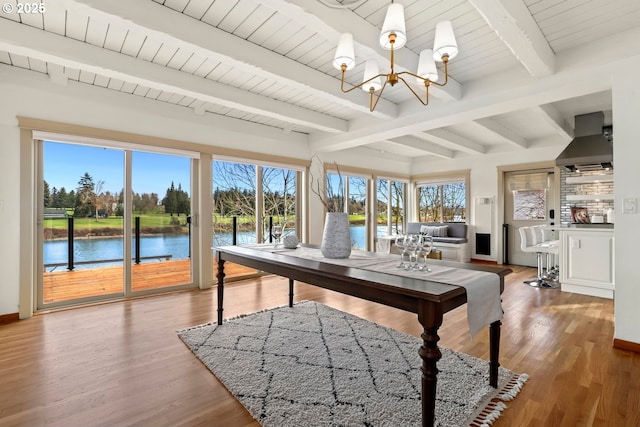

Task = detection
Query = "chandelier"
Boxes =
[332,2,459,112]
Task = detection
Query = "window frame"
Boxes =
[413,170,470,224]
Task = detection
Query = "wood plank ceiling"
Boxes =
[1,0,639,162]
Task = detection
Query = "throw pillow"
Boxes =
[420,225,448,237]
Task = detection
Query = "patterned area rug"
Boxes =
[178,302,527,427]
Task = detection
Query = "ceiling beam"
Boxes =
[0,62,309,145]
[390,136,454,159]
[308,26,631,153]
[472,118,528,148]
[469,0,555,77]
[530,105,573,141]
[0,18,347,134]
[277,0,462,102]
[60,0,398,119]
[418,129,486,155]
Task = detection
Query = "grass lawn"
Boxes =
[44,214,190,230]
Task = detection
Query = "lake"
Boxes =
[43,225,388,270]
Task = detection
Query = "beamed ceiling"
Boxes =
[1,0,639,163]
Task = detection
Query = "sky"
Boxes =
[44,141,191,196]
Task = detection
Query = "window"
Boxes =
[376,178,406,236]
[416,173,469,223]
[325,171,368,249]
[324,167,408,250]
[509,172,548,220]
[212,160,257,246]
[513,190,547,220]
[212,159,301,278]
[262,166,298,239]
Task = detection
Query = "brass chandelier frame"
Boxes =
[338,33,451,112]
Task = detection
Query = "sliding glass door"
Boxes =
[39,140,196,309]
[42,142,125,304]
[131,151,192,291]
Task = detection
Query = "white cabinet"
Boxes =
[559,228,614,299]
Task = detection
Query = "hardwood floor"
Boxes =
[1,265,638,427]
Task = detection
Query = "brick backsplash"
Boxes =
[560,169,614,224]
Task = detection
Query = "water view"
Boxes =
[43,226,390,270]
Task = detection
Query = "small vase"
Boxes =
[320,212,352,259]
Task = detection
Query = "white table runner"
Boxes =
[241,244,502,339]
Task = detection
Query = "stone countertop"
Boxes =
[559,223,614,229]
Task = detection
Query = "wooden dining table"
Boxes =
[215,245,512,427]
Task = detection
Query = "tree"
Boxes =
[263,167,296,231]
[212,162,256,218]
[391,181,405,233]
[76,172,95,217]
[43,180,51,208]
[176,184,190,216]
[163,182,178,216]
[418,182,466,222]
[92,180,106,220]
[162,182,189,216]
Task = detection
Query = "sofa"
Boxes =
[406,222,470,262]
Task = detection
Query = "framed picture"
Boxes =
[571,207,590,224]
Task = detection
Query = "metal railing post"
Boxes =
[135,216,141,264]
[187,216,191,258]
[67,217,74,271]
[232,217,237,245]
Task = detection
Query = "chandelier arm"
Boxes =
[340,68,387,94]
[429,56,450,87]
[398,76,429,106]
[397,63,449,87]
[369,79,390,112]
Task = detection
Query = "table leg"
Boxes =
[288,278,294,307]
[418,301,443,427]
[216,258,225,325]
[489,320,501,388]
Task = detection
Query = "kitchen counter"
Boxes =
[559,227,614,299]
[565,223,614,229]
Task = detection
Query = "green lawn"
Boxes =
[44,214,189,230]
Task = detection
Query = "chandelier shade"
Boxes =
[379,3,406,50]
[433,20,458,61]
[362,61,382,92]
[333,33,356,70]
[416,49,438,83]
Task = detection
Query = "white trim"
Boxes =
[212,153,306,172]
[33,130,200,159]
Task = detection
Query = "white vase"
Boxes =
[320,212,352,259]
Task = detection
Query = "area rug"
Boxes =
[178,302,527,426]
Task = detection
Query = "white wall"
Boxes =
[612,61,640,344]
[0,124,21,316]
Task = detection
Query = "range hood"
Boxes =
[555,112,613,171]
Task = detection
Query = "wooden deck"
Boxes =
[43,260,255,303]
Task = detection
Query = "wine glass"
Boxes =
[405,234,421,270]
[394,235,407,268]
[419,235,433,272]
[272,225,283,247]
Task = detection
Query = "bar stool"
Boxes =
[519,226,559,288]
[538,226,559,281]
